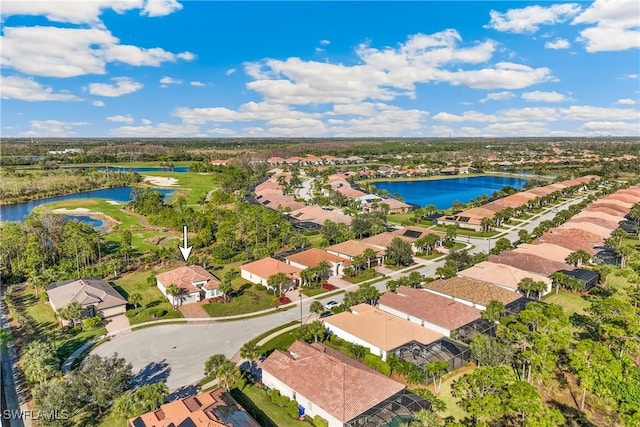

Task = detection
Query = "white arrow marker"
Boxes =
[179,225,193,262]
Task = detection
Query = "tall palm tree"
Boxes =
[166,284,182,310]
[239,341,260,370]
[216,361,241,391]
[129,292,142,314]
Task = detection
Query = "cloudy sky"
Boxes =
[1,0,639,138]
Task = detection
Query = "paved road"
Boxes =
[92,193,591,391]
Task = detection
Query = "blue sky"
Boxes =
[1,0,639,138]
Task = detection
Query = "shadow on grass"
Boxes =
[230,387,278,427]
[111,283,129,300]
[549,400,597,427]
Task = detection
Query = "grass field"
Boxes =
[139,171,216,204]
[542,290,589,315]
[202,284,277,317]
[344,268,381,283]
[437,369,473,421]
[112,269,183,324]
[231,384,312,427]
[258,328,301,355]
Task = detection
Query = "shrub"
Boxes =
[303,230,319,236]
[254,284,267,292]
[273,394,290,407]
[363,354,392,376]
[82,316,103,331]
[384,258,396,266]
[321,283,336,291]
[313,415,329,427]
[278,297,291,305]
[148,308,167,318]
[287,400,300,419]
[267,389,280,401]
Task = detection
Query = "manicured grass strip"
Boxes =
[202,283,277,317]
[344,269,381,283]
[139,171,216,204]
[542,290,589,315]
[258,329,301,355]
[249,321,299,346]
[231,384,311,427]
[301,287,327,297]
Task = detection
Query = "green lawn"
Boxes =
[387,212,415,225]
[17,289,106,361]
[306,233,325,248]
[417,251,447,261]
[430,225,498,238]
[542,290,589,315]
[301,287,328,297]
[202,284,277,317]
[258,329,301,355]
[344,268,381,283]
[437,369,472,421]
[231,384,312,427]
[112,269,183,324]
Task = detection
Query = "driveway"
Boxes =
[105,314,130,335]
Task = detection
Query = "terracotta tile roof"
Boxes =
[46,278,127,311]
[526,186,556,196]
[327,240,385,258]
[458,261,551,291]
[454,207,497,219]
[378,286,481,330]
[536,228,604,254]
[605,193,638,204]
[289,206,352,225]
[513,243,574,263]
[391,226,445,241]
[324,304,443,351]
[489,252,574,276]
[559,221,613,238]
[241,257,301,280]
[423,277,520,306]
[156,266,220,294]
[600,197,633,208]
[129,387,259,427]
[261,341,405,423]
[573,210,625,225]
[361,232,410,249]
[377,198,413,210]
[285,248,349,268]
[588,201,630,214]
[489,192,537,208]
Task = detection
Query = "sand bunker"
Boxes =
[106,200,121,205]
[143,176,178,186]
[51,208,90,214]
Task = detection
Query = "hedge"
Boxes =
[363,353,392,376]
[313,415,329,427]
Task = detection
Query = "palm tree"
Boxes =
[310,301,324,318]
[239,341,260,370]
[482,300,505,323]
[425,360,449,393]
[410,409,440,427]
[480,217,493,233]
[218,281,233,302]
[617,245,634,269]
[362,248,377,270]
[129,292,142,314]
[166,284,182,310]
[216,361,241,391]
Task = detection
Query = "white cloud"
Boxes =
[479,91,514,103]
[616,98,637,105]
[622,74,638,79]
[141,119,152,125]
[142,0,183,17]
[226,68,236,76]
[572,0,640,52]
[174,101,320,124]
[92,100,105,107]
[545,38,571,49]
[20,119,88,136]
[207,128,237,136]
[521,90,569,103]
[320,39,331,46]
[159,76,182,87]
[0,75,82,101]
[190,81,205,87]
[107,115,134,123]
[89,77,143,97]
[486,3,582,33]
[1,26,194,78]
[110,122,203,137]
[580,121,640,135]
[559,105,640,121]
[1,0,143,24]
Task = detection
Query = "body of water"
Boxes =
[64,165,189,173]
[374,175,529,209]
[64,215,106,230]
[0,186,175,223]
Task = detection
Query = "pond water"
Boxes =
[373,175,529,209]
[63,215,106,230]
[64,165,189,173]
[0,186,175,223]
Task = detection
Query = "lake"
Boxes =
[64,165,190,173]
[0,186,175,223]
[373,175,529,209]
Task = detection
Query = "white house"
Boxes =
[156,265,221,307]
[261,341,406,427]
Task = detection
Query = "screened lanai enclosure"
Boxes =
[390,339,470,383]
[345,390,432,427]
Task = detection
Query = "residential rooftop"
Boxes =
[422,277,522,307]
[458,261,551,291]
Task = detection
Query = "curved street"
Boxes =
[92,193,590,391]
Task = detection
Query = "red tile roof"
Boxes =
[536,228,604,254]
[378,286,481,330]
[156,266,220,294]
[489,252,574,276]
[285,248,349,268]
[261,341,405,423]
[241,257,301,280]
[422,277,521,306]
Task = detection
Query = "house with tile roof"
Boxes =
[421,277,522,310]
[46,278,127,326]
[261,341,413,427]
[513,243,573,264]
[285,248,350,277]
[378,286,481,336]
[156,266,221,306]
[128,387,259,427]
[240,257,302,287]
[489,252,574,276]
[326,240,385,262]
[457,261,552,293]
[364,198,414,214]
[324,304,443,360]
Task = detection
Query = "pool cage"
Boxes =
[345,389,432,427]
[453,319,497,344]
[390,339,470,384]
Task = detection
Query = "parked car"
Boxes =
[324,300,340,310]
